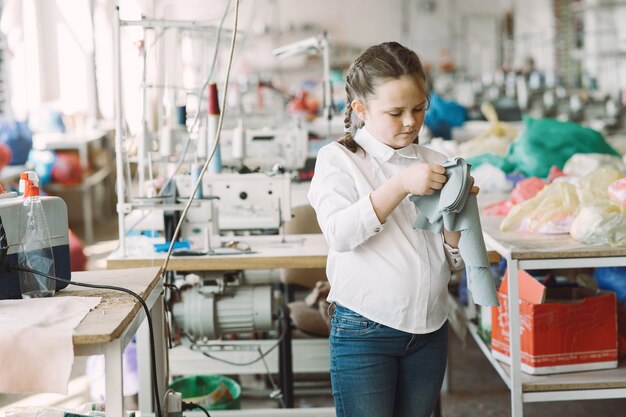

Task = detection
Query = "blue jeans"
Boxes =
[328,303,448,417]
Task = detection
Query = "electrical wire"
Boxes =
[10,264,164,417]
[161,0,240,274]
[258,345,286,408]
[188,327,284,367]
[182,401,212,416]
[183,306,286,407]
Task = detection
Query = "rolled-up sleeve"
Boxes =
[443,242,465,271]
[308,144,383,252]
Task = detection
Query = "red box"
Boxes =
[491,268,618,374]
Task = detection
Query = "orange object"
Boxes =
[0,144,12,170]
[27,184,39,197]
[491,268,618,374]
[52,151,82,185]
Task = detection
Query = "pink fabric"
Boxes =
[608,178,626,205]
[483,177,546,216]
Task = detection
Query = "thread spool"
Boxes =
[231,119,245,163]
[159,126,173,158]
[190,163,203,199]
[176,105,187,126]
[207,83,222,173]
[197,118,208,159]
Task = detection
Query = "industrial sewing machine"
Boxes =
[0,192,71,299]
[219,124,309,171]
[121,171,293,341]
[174,171,292,239]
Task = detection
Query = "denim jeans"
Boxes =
[328,303,448,417]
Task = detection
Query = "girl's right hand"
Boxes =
[401,163,447,196]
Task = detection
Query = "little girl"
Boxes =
[308,41,472,417]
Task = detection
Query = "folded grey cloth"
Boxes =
[409,157,499,306]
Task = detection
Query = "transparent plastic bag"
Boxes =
[563,153,625,178]
[570,201,626,247]
[500,181,579,233]
[576,167,624,205]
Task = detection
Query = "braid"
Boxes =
[337,73,362,153]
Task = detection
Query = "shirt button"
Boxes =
[374,227,381,233]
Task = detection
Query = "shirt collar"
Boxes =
[354,126,420,162]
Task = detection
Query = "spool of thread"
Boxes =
[197,118,208,159]
[207,83,222,173]
[176,105,187,126]
[159,126,173,158]
[231,119,246,162]
[190,163,203,199]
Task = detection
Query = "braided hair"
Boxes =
[338,42,429,154]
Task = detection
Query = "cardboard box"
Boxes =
[491,268,618,375]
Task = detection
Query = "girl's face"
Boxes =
[352,75,427,149]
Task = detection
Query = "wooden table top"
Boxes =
[107,234,329,271]
[57,267,162,345]
[481,215,626,260]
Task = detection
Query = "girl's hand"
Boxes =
[402,163,447,196]
[469,176,479,194]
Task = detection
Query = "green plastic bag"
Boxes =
[467,117,619,178]
[466,152,514,173]
[507,117,619,178]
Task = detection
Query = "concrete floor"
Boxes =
[2,217,625,416]
[235,329,626,416]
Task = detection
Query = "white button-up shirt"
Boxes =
[308,127,452,334]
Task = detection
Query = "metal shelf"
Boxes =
[466,321,626,402]
[477,215,626,416]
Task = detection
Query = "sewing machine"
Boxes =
[0,192,71,299]
[219,125,309,171]
[175,171,292,236]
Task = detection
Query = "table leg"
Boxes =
[137,318,153,414]
[153,296,168,402]
[83,182,94,244]
[138,293,168,414]
[507,259,524,417]
[105,340,124,416]
[279,304,294,408]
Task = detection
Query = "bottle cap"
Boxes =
[208,83,220,115]
[27,184,39,197]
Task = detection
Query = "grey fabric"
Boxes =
[409,157,499,306]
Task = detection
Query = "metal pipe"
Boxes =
[113,2,126,256]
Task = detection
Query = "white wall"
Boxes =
[15,0,625,121]
[148,0,513,77]
[582,0,626,97]
[513,0,555,72]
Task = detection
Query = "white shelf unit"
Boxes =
[112,6,236,255]
[479,215,626,416]
[32,129,113,243]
